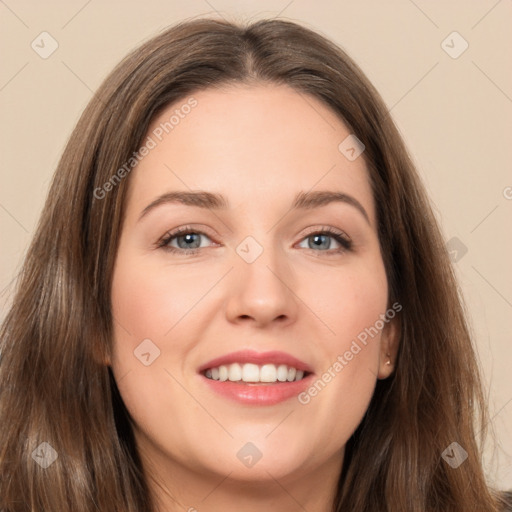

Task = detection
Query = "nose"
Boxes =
[224,239,299,328]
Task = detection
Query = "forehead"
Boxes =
[125,84,375,224]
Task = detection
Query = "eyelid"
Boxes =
[299,225,352,243]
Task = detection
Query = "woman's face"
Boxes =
[110,84,398,488]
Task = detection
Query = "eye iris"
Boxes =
[310,234,330,250]
[177,233,201,249]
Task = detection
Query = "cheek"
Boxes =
[109,247,219,411]
[109,250,187,391]
[109,251,201,458]
[294,257,388,432]
[110,251,207,348]
[301,256,388,353]
[111,274,168,341]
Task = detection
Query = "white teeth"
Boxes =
[242,363,260,382]
[277,364,288,382]
[228,363,242,381]
[204,363,308,383]
[260,364,277,382]
[219,365,228,382]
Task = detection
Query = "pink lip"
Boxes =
[200,376,314,405]
[197,349,315,406]
[198,349,314,374]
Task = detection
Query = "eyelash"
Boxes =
[156,225,353,257]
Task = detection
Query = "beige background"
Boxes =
[1,0,511,490]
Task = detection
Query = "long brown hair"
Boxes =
[0,17,509,512]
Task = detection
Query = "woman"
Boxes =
[0,17,510,511]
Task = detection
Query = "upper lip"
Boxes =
[198,350,314,374]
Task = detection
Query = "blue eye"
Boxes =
[157,226,352,256]
[298,230,352,252]
[158,228,212,254]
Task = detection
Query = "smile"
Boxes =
[198,350,314,405]
[203,363,307,383]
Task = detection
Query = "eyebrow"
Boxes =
[138,190,370,224]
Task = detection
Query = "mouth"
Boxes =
[198,350,314,405]
[202,363,311,384]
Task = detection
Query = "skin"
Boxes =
[110,83,400,512]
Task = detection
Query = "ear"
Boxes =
[377,313,401,380]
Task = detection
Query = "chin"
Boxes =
[199,439,311,482]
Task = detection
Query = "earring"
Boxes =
[385,353,391,366]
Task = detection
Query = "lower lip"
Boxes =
[200,374,314,405]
